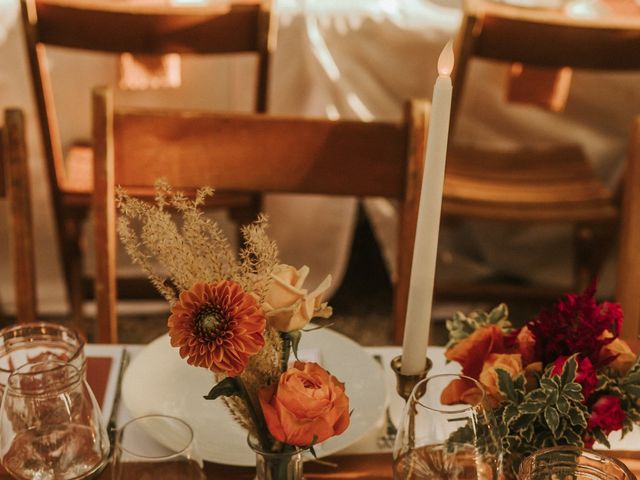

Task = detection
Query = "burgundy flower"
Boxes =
[588,395,625,435]
[552,356,598,401]
[527,281,623,364]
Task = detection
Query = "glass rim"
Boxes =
[117,414,195,461]
[6,360,82,396]
[411,373,488,414]
[520,445,636,478]
[0,322,86,375]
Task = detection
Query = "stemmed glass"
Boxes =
[0,360,109,479]
[111,414,205,480]
[393,374,502,479]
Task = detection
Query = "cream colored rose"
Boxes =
[263,264,332,332]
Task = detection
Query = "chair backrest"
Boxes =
[19,0,275,199]
[1,110,37,323]
[619,117,640,342]
[451,0,640,118]
[92,87,429,343]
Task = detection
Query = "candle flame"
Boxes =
[437,40,455,76]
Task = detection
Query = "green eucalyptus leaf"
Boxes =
[556,396,570,415]
[561,356,579,385]
[203,377,241,400]
[544,406,560,435]
[592,428,611,449]
[519,401,544,415]
[567,408,587,428]
[497,368,518,402]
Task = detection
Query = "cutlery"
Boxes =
[373,354,397,449]
[108,348,129,457]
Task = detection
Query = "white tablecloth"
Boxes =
[1,0,639,314]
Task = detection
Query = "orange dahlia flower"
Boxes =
[168,281,266,377]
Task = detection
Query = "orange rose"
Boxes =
[524,362,543,391]
[446,325,506,379]
[600,337,636,375]
[258,362,350,446]
[516,326,537,365]
[479,353,523,402]
[441,378,484,406]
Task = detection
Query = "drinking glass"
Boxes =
[0,322,86,395]
[112,414,205,480]
[520,446,636,480]
[0,360,109,479]
[393,374,502,479]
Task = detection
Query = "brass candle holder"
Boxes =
[390,355,433,453]
[390,355,433,402]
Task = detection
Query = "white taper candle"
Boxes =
[401,40,455,375]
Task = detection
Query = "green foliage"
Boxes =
[494,356,588,477]
[594,353,640,439]
[445,304,512,350]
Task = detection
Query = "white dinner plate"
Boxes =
[122,328,386,466]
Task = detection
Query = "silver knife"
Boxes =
[107,348,130,457]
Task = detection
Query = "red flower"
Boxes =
[527,281,622,364]
[552,356,598,401]
[588,395,625,435]
[168,281,266,376]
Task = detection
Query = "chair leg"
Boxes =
[573,222,610,292]
[61,211,87,336]
[229,194,262,243]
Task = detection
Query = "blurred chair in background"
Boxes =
[441,0,640,302]
[91,87,429,343]
[20,0,276,334]
[1,109,37,324]
[619,117,640,341]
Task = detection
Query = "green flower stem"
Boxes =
[236,376,271,451]
[280,332,292,373]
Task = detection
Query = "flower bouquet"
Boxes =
[117,182,350,479]
[442,283,640,477]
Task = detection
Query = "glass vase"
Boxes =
[248,434,305,480]
[392,374,503,479]
[520,446,635,480]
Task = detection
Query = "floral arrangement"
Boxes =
[117,182,350,469]
[443,282,640,476]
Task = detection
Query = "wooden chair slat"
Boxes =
[92,87,430,344]
[2,110,37,324]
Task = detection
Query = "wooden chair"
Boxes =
[1,109,37,324]
[92,87,429,343]
[619,117,640,341]
[440,0,640,300]
[20,0,276,330]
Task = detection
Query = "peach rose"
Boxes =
[258,362,350,447]
[479,353,523,402]
[262,265,333,332]
[446,324,506,379]
[600,337,636,375]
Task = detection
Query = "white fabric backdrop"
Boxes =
[1,0,639,314]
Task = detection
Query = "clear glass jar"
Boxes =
[0,360,109,479]
[520,446,635,480]
[248,434,305,480]
[0,322,86,394]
